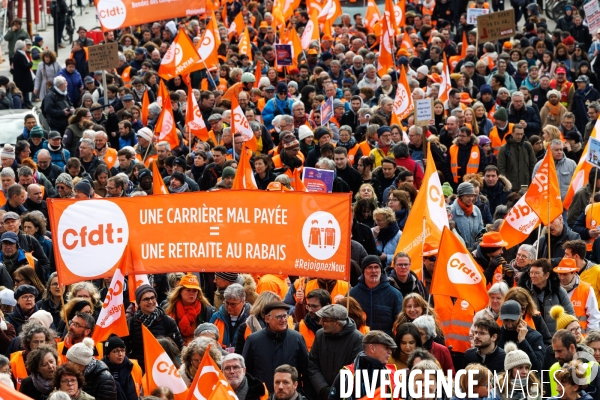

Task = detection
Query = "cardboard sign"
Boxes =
[47,191,352,284]
[302,167,335,193]
[275,44,293,67]
[414,98,434,126]
[87,42,119,72]
[585,0,600,37]
[586,138,600,167]
[466,8,489,25]
[321,97,334,126]
[476,9,515,42]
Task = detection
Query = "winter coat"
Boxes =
[262,96,294,130]
[3,28,30,59]
[19,376,53,400]
[507,103,541,138]
[573,85,600,133]
[449,200,484,251]
[35,61,62,101]
[568,168,600,225]
[536,226,580,266]
[349,276,403,336]
[209,302,251,348]
[481,176,512,216]
[519,272,576,334]
[496,325,545,373]
[497,134,537,190]
[328,351,392,400]
[83,360,118,400]
[35,145,70,171]
[57,68,84,106]
[373,224,401,267]
[41,86,73,134]
[532,156,577,200]
[386,269,428,299]
[308,318,363,394]
[242,327,309,393]
[464,345,506,374]
[11,51,33,94]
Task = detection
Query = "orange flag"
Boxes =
[156,79,170,108]
[207,383,238,399]
[254,60,262,88]
[185,82,214,143]
[152,160,169,195]
[524,149,563,225]
[377,14,394,77]
[393,65,413,121]
[272,0,286,27]
[301,8,320,49]
[158,28,202,81]
[239,27,253,62]
[565,117,600,209]
[141,90,149,126]
[186,345,238,400]
[384,0,399,34]
[228,11,244,39]
[460,30,468,58]
[288,26,303,69]
[430,226,489,312]
[127,273,149,304]
[0,382,36,399]
[397,142,448,271]
[318,0,341,24]
[231,94,258,151]
[155,99,180,151]
[195,17,220,68]
[91,265,128,342]
[438,55,452,103]
[142,325,188,400]
[232,144,258,190]
[365,0,381,32]
[499,195,541,249]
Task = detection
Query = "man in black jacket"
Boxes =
[333,148,362,196]
[464,318,506,374]
[531,76,550,111]
[222,353,269,400]
[340,97,362,132]
[507,91,541,138]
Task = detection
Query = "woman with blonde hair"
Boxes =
[542,125,564,149]
[12,266,45,301]
[393,293,444,343]
[372,208,401,267]
[165,274,215,344]
[178,337,223,386]
[504,287,552,345]
[463,107,479,135]
[234,291,281,354]
[494,344,542,400]
[452,363,493,399]
[66,282,101,317]
[354,183,379,208]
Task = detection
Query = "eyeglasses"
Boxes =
[50,282,60,287]
[141,296,156,303]
[516,253,529,259]
[61,379,78,386]
[395,263,410,268]
[570,325,582,333]
[225,301,241,308]
[223,365,242,372]
[269,314,288,321]
[68,320,87,329]
[20,295,35,301]
[105,186,117,190]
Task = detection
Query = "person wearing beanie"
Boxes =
[168,171,189,194]
[349,255,403,336]
[262,79,294,130]
[219,166,236,189]
[272,132,303,182]
[449,182,484,250]
[126,284,183,372]
[27,125,46,156]
[55,173,75,198]
[494,342,539,400]
[540,90,568,129]
[73,180,92,199]
[67,337,118,400]
[298,125,315,159]
[213,272,243,309]
[102,334,141,400]
[464,318,506,374]
[5,284,38,334]
[0,144,16,171]
[305,127,333,168]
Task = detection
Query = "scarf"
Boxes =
[133,86,146,99]
[303,313,322,333]
[55,87,68,96]
[245,315,265,334]
[293,114,309,127]
[135,307,163,327]
[377,221,400,248]
[457,198,473,216]
[235,376,250,400]
[190,164,205,182]
[31,373,53,394]
[337,137,357,149]
[544,101,562,119]
[48,142,62,152]
[563,274,580,293]
[175,300,202,337]
[170,182,189,193]
[105,357,137,400]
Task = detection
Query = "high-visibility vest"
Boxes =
[347,143,360,165]
[121,66,133,88]
[135,153,158,168]
[422,2,435,16]
[100,147,118,170]
[131,359,143,396]
[585,205,600,251]
[298,320,316,352]
[436,295,473,353]
[568,281,592,333]
[304,279,350,299]
[271,152,305,168]
[201,77,228,92]
[57,340,104,364]
[257,98,266,112]
[256,274,289,299]
[31,45,43,71]
[449,144,480,183]
[549,80,573,107]
[358,141,371,158]
[10,351,26,390]
[488,123,513,155]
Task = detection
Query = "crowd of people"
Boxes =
[1,0,600,399]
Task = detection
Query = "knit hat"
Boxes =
[441,182,453,197]
[14,284,38,300]
[377,126,391,136]
[315,127,331,140]
[480,84,493,96]
[170,171,186,185]
[416,66,429,76]
[333,99,344,109]
[215,272,239,282]
[504,342,532,370]
[30,125,44,138]
[563,36,575,46]
[66,337,95,366]
[0,144,15,159]
[104,334,126,354]
[136,127,153,142]
[138,169,152,181]
[33,35,43,45]
[547,89,562,99]
[194,323,220,340]
[550,305,579,331]
[281,133,299,148]
[298,125,314,141]
[456,182,476,197]
[361,255,382,271]
[276,82,288,94]
[74,180,92,197]
[28,310,53,328]
[0,289,16,306]
[135,284,157,305]
[478,136,491,146]
[222,167,236,179]
[493,107,508,121]
[56,173,74,189]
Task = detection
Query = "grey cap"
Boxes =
[316,304,348,320]
[464,61,475,67]
[207,113,222,122]
[456,182,475,197]
[362,331,397,348]
[194,323,220,340]
[121,94,134,101]
[3,212,19,222]
[264,85,276,91]
[576,75,590,84]
[333,99,344,109]
[500,299,522,321]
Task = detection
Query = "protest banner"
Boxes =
[586,138,600,167]
[585,0,600,36]
[414,98,434,126]
[48,191,352,285]
[476,9,515,42]
[87,43,119,72]
[94,0,206,31]
[321,97,334,125]
[275,44,293,67]
[466,8,489,25]
[302,167,335,193]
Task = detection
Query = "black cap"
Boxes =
[104,334,126,354]
[361,255,382,271]
[263,301,290,315]
[14,284,38,300]
[138,169,152,181]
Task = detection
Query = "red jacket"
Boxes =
[394,157,424,189]
[430,340,455,376]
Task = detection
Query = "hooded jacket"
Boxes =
[481,175,512,215]
[83,360,118,400]
[349,275,403,336]
[497,134,537,190]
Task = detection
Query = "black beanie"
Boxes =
[361,255,382,271]
[104,334,126,354]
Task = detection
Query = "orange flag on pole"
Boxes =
[499,196,541,249]
[377,14,395,77]
[460,30,468,58]
[396,142,449,270]
[141,90,149,126]
[228,11,244,39]
[185,85,214,143]
[158,28,202,81]
[565,117,600,209]
[524,149,563,225]
[141,325,188,400]
[91,265,128,343]
[393,65,413,120]
[438,55,452,103]
[155,98,180,151]
[430,226,489,312]
[0,382,36,399]
[365,0,381,32]
[207,383,239,400]
[239,27,253,62]
[127,273,150,304]
[195,18,220,68]
[156,79,170,108]
[289,26,303,69]
[384,0,399,34]
[318,0,341,24]
[301,8,320,49]
[186,345,238,400]
[232,94,258,151]
[152,160,169,195]
[232,144,258,190]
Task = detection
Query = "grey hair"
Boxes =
[518,244,537,260]
[353,55,363,63]
[412,88,425,98]
[249,121,261,132]
[380,97,393,107]
[280,115,294,125]
[54,76,67,87]
[230,67,243,79]
[118,52,126,63]
[156,141,171,151]
[412,315,437,339]
[358,108,371,117]
[498,88,510,96]
[450,108,464,117]
[49,392,72,400]
[0,168,15,178]
[14,40,25,51]
[20,321,55,349]
[511,91,525,100]
[222,353,246,368]
[316,157,335,171]
[589,102,600,113]
[488,282,509,296]
[409,125,423,136]
[550,139,564,148]
[364,64,376,73]
[224,283,246,302]
[292,101,304,111]
[0,354,8,369]
[274,174,291,188]
[411,359,440,373]
[80,138,94,148]
[17,166,33,177]
[148,102,162,116]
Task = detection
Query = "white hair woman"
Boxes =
[412,315,455,375]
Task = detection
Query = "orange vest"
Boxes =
[570,281,592,333]
[298,320,316,351]
[256,274,289,299]
[135,153,158,168]
[10,351,26,390]
[57,340,104,364]
[436,295,474,353]
[121,66,132,88]
[449,144,480,183]
[304,279,350,300]
[101,147,118,170]
[585,205,600,251]
[489,123,513,155]
[201,77,228,92]
[358,141,371,159]
[272,152,305,169]
[347,143,360,166]
[257,98,266,112]
[69,47,89,61]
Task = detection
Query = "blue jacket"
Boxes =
[209,302,251,348]
[372,227,401,267]
[57,68,83,105]
[449,199,484,251]
[349,276,403,336]
[262,96,294,130]
[35,142,70,169]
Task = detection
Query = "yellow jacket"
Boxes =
[581,262,600,305]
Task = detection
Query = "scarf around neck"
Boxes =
[170,182,189,193]
[545,101,562,119]
[175,300,201,337]
[457,197,474,216]
[31,373,53,394]
[135,307,163,327]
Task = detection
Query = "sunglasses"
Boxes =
[424,256,437,262]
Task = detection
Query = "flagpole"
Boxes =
[547,186,551,260]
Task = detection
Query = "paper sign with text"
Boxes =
[47,191,352,284]
[87,43,119,72]
[414,98,434,126]
[476,9,515,42]
[466,8,489,25]
[585,0,600,40]
[586,137,600,168]
[321,97,334,126]
[302,167,335,193]
[275,44,293,67]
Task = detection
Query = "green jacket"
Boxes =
[3,28,30,58]
[497,134,537,190]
